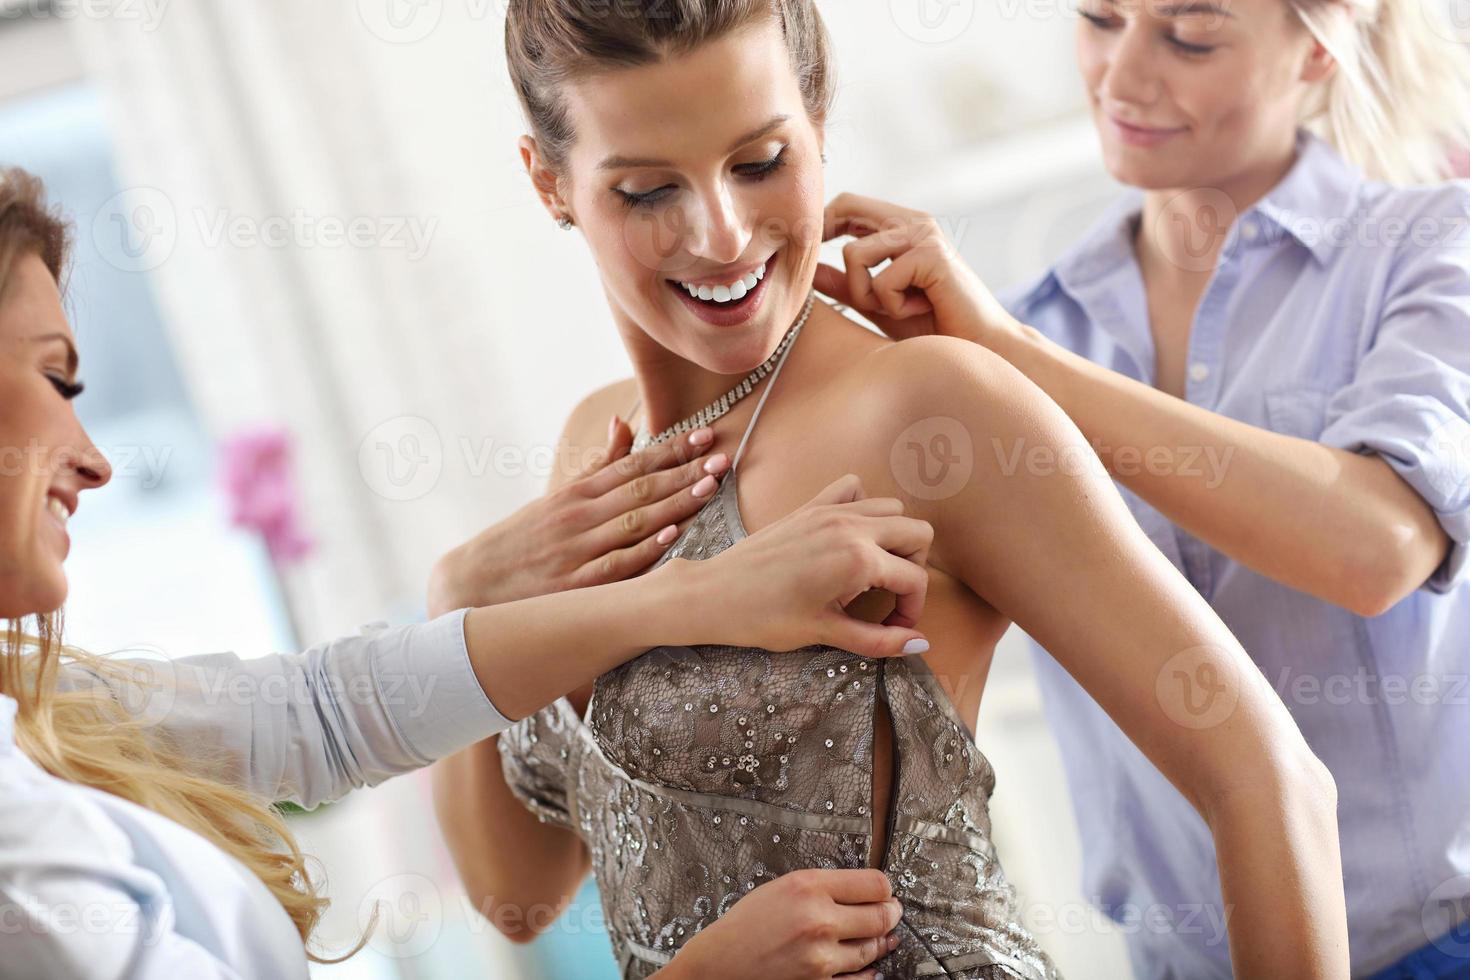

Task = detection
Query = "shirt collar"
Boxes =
[1252,129,1364,264]
[1009,189,1144,316]
[1021,127,1363,312]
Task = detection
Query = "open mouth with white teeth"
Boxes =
[665,252,777,323]
[674,261,766,304]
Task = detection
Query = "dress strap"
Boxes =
[623,310,805,472]
[732,324,799,472]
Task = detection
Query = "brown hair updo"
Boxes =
[505,0,836,174]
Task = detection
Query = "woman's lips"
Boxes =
[667,252,776,327]
[43,499,70,556]
[1108,114,1187,148]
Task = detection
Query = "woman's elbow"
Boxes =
[1203,741,1338,826]
[1334,521,1448,618]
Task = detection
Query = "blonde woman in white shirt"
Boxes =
[0,167,937,980]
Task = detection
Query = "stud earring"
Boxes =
[557,215,574,230]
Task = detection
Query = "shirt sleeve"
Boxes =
[1317,185,1470,593]
[60,608,514,810]
[0,758,248,980]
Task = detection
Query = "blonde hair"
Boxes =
[0,620,337,954]
[0,168,343,960]
[1291,0,1470,183]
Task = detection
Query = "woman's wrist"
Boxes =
[614,557,710,650]
[459,563,700,722]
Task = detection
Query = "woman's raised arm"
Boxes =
[861,336,1348,979]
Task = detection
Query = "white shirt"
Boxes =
[0,608,510,979]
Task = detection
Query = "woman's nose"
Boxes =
[687,186,751,266]
[1100,25,1163,107]
[70,430,112,490]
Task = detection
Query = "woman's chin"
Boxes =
[27,568,68,619]
[0,584,64,620]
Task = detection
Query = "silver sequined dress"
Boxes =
[500,324,1063,980]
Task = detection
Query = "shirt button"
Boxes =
[1189,363,1211,383]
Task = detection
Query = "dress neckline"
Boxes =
[566,471,753,731]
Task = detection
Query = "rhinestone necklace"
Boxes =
[631,290,815,451]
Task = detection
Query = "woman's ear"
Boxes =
[519,135,572,224]
[1300,34,1336,84]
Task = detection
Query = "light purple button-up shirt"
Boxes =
[1001,130,1470,978]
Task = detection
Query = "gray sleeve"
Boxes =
[60,608,513,810]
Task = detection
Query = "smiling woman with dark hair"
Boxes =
[431,3,1350,978]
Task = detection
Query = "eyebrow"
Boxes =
[597,114,793,172]
[1150,2,1236,17]
[29,332,79,376]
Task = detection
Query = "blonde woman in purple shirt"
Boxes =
[816,1,1470,977]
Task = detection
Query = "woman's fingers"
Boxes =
[834,931,902,978]
[567,523,687,588]
[828,897,903,975]
[831,895,903,941]
[800,472,868,509]
[584,452,729,552]
[810,867,894,905]
[871,250,939,320]
[824,192,919,242]
[577,425,715,499]
[860,514,934,625]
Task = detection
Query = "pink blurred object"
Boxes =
[1453,147,1470,179]
[219,427,314,565]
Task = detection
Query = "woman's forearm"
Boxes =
[461,557,707,723]
[991,322,1448,615]
[432,737,589,943]
[1204,759,1348,978]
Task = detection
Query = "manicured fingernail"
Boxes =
[608,415,619,441]
[692,474,717,498]
[656,525,678,546]
[688,427,714,445]
[703,453,729,474]
[902,638,929,655]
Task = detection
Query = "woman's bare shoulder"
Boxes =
[843,335,1048,450]
[549,377,639,493]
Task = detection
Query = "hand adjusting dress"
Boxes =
[499,321,1062,980]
